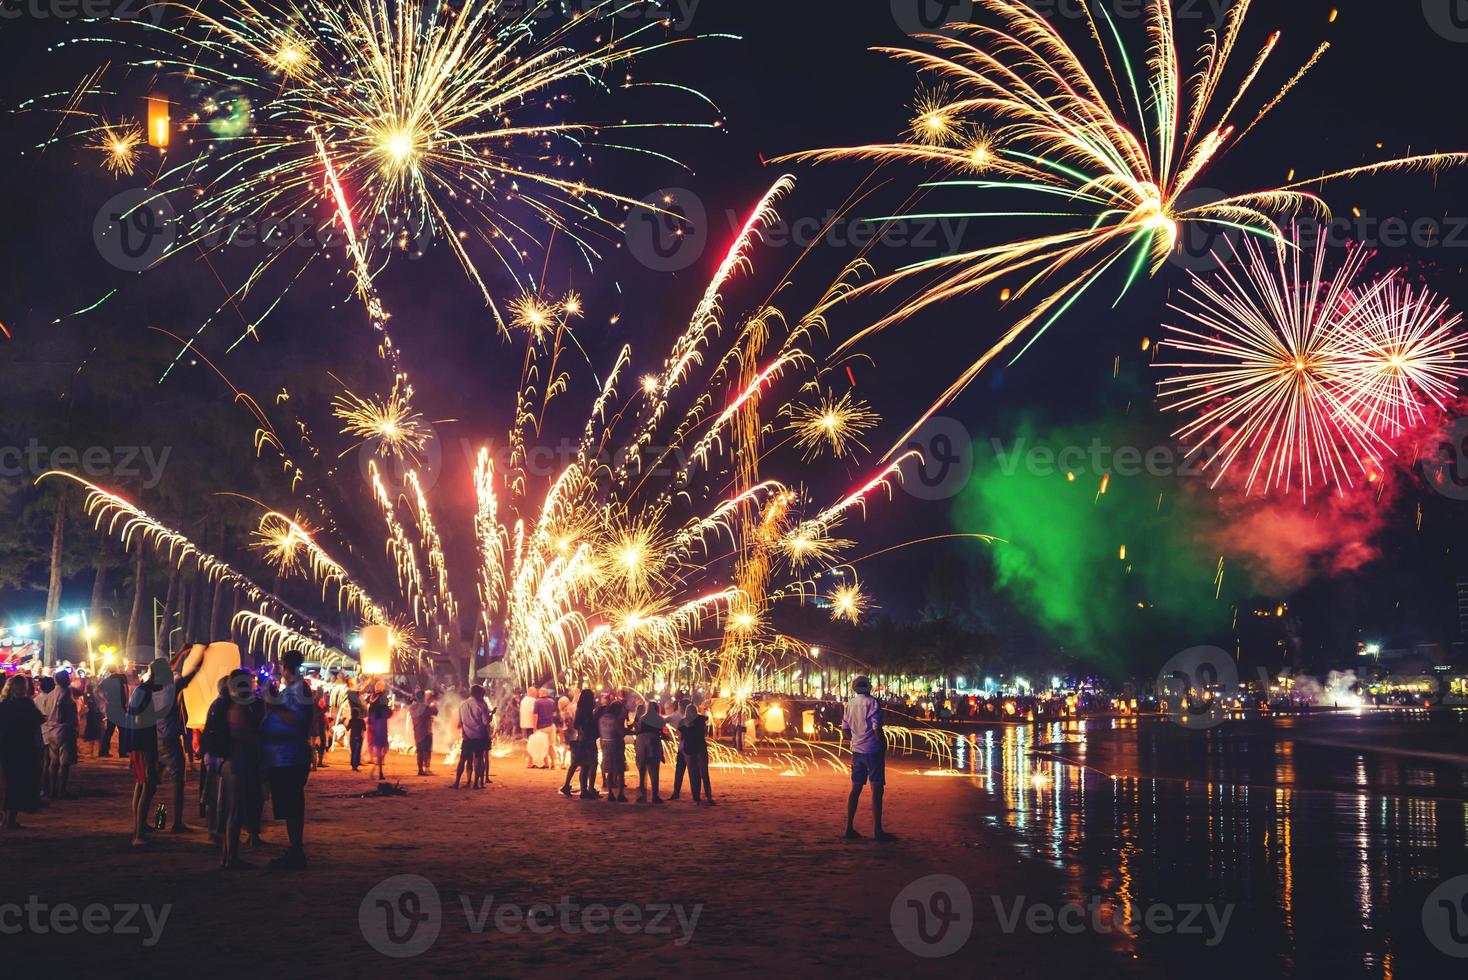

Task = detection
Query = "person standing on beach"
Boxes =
[842,675,895,841]
[666,699,688,800]
[634,696,669,804]
[261,651,313,870]
[454,685,492,789]
[0,675,43,831]
[519,687,539,767]
[679,700,713,806]
[156,649,204,833]
[409,690,438,776]
[567,689,599,799]
[36,669,78,800]
[532,687,557,768]
[594,692,628,802]
[366,682,391,781]
[97,668,129,757]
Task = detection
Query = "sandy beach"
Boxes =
[0,738,1139,976]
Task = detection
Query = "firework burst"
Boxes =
[52,0,726,356]
[781,0,1467,453]
[1156,231,1465,498]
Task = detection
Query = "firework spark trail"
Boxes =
[38,471,328,639]
[1157,231,1466,498]
[1333,278,1468,438]
[234,610,347,666]
[49,0,729,362]
[779,0,1468,459]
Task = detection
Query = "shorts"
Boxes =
[851,750,886,787]
[599,738,626,775]
[634,734,663,768]
[130,750,159,785]
[462,736,489,754]
[45,737,77,766]
[267,765,309,821]
[158,736,186,781]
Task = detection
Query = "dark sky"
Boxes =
[3,0,1468,667]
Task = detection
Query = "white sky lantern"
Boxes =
[359,625,393,675]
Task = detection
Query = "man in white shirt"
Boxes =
[842,676,895,841]
[519,687,538,767]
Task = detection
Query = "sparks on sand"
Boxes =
[1155,230,1467,499]
[42,0,729,362]
[780,0,1467,456]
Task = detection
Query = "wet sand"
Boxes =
[1,742,1128,977]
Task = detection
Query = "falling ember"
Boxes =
[146,95,169,149]
[1119,544,1127,561]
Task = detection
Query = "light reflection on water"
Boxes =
[949,713,1468,978]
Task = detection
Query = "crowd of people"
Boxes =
[0,650,897,854]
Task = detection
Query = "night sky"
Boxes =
[4,0,1468,674]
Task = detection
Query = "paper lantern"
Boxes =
[181,642,241,730]
[147,96,170,149]
[359,625,392,675]
[762,703,787,735]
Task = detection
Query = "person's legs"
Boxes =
[845,783,864,837]
[132,771,157,845]
[101,720,115,757]
[649,758,662,802]
[671,749,686,799]
[561,743,580,794]
[452,747,468,788]
[170,761,188,832]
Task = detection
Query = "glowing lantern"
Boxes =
[181,643,240,729]
[801,710,816,736]
[762,703,787,735]
[359,624,393,675]
[147,96,170,149]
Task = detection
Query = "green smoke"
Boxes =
[953,415,1247,676]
